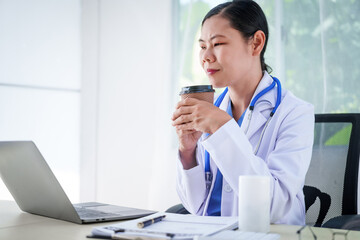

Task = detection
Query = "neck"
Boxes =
[228,69,264,121]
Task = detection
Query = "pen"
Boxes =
[102,226,175,239]
[137,215,166,228]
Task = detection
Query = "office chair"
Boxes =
[165,203,189,214]
[304,113,360,230]
[167,114,360,230]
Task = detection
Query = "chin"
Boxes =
[209,81,226,89]
[208,76,228,89]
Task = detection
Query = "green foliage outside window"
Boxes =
[177,0,360,113]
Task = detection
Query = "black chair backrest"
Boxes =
[305,113,360,226]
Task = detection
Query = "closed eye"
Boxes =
[214,43,225,47]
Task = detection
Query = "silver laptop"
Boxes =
[0,141,155,224]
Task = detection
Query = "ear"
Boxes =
[252,30,266,56]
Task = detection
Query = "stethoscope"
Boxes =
[204,76,282,191]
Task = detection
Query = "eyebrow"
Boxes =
[198,34,227,42]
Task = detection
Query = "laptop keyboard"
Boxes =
[75,207,121,219]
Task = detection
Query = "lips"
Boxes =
[207,68,219,75]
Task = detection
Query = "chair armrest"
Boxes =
[322,214,360,230]
[165,204,190,214]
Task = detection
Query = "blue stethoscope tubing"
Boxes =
[204,76,282,190]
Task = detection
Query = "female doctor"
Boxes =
[171,1,314,225]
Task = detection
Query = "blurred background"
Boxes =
[0,0,359,212]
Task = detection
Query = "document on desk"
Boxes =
[90,212,238,240]
[196,230,280,240]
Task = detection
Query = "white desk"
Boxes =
[1,200,359,240]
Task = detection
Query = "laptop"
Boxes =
[0,141,156,224]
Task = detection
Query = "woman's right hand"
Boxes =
[176,128,202,169]
[172,105,203,170]
[172,97,231,169]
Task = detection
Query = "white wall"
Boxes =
[0,0,180,211]
[81,0,180,211]
[0,0,81,202]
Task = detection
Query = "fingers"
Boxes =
[176,128,196,136]
[171,97,207,132]
[172,97,202,121]
[172,112,194,126]
[175,121,194,131]
[171,105,193,121]
[175,97,199,109]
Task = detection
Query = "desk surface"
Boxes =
[1,200,359,240]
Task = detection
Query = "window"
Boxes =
[175,0,360,113]
[175,0,229,91]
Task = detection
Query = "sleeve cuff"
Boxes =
[176,149,204,183]
[202,118,243,147]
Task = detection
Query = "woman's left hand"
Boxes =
[172,97,232,134]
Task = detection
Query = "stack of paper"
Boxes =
[90,212,238,240]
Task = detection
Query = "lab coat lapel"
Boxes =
[244,106,268,140]
[243,72,277,140]
[218,90,230,111]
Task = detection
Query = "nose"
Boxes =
[202,49,215,63]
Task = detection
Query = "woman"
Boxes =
[171,1,314,225]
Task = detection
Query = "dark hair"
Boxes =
[202,0,271,73]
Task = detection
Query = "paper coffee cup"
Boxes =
[179,85,215,103]
[238,175,271,233]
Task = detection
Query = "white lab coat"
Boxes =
[176,71,314,225]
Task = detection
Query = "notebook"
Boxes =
[89,212,239,240]
[0,141,155,224]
